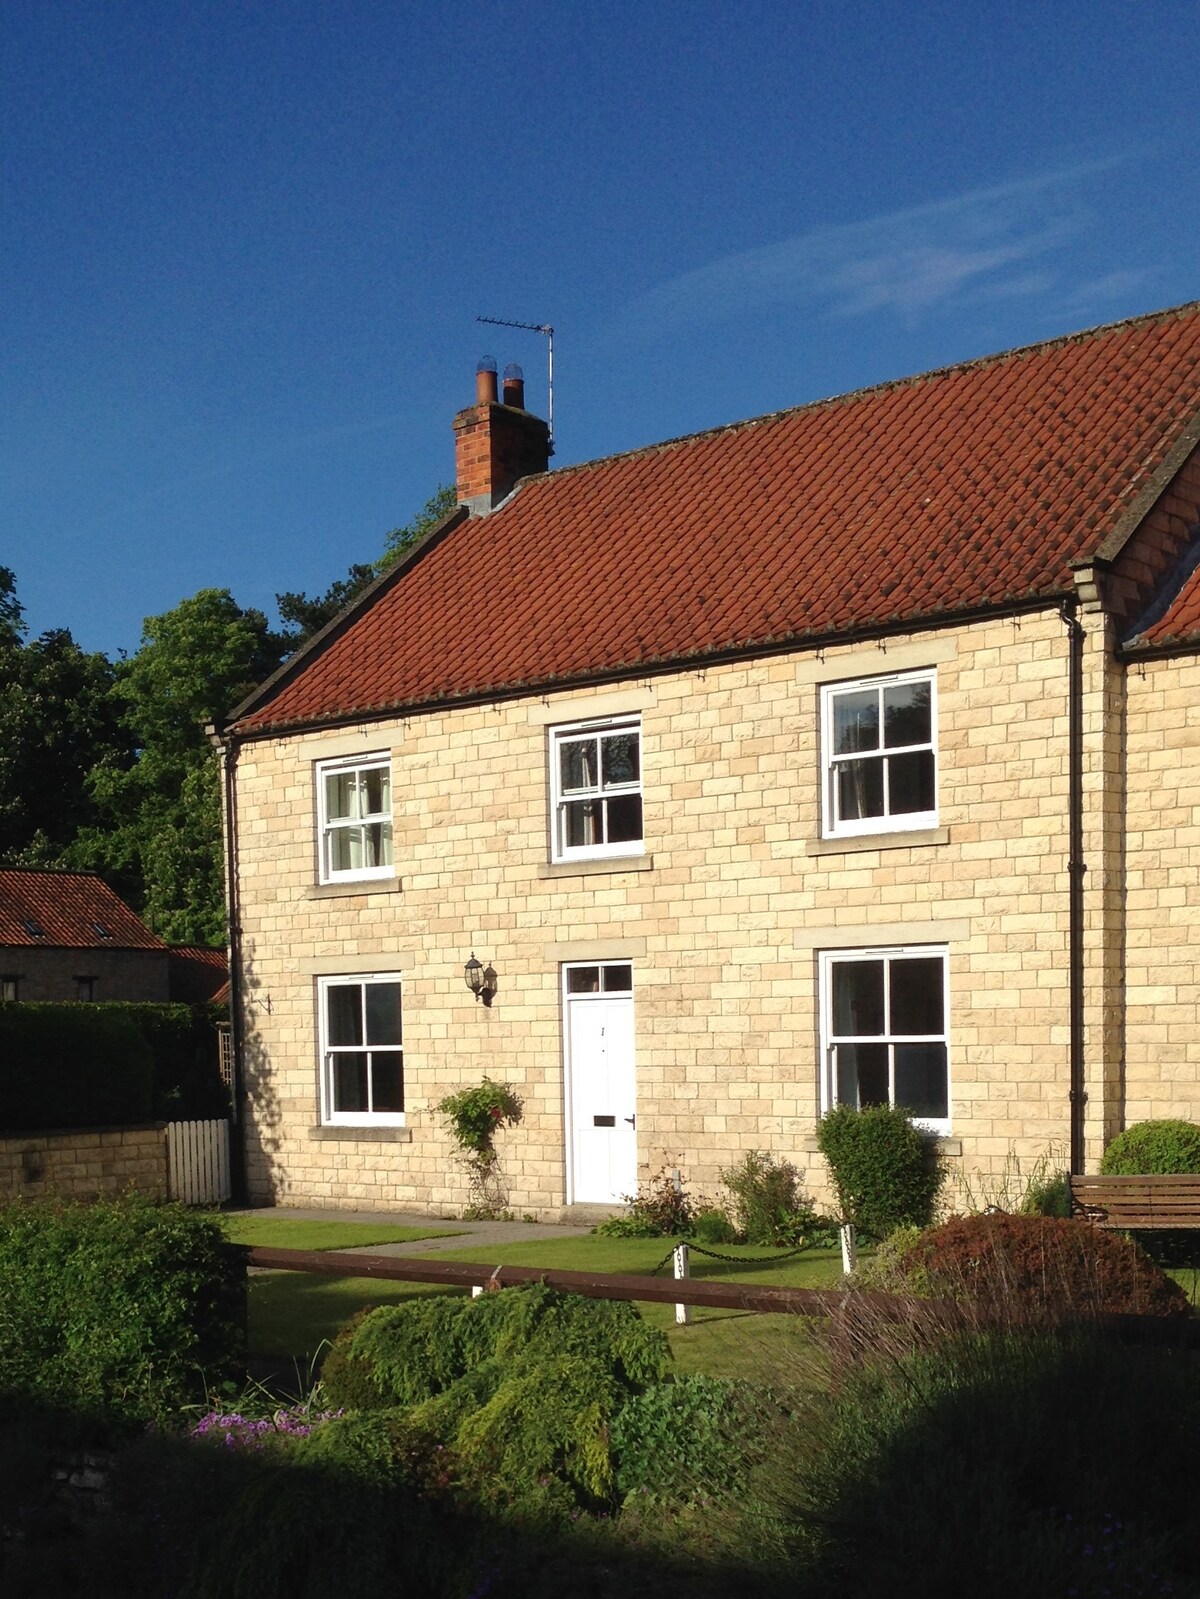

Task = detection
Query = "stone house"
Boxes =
[0,868,170,1003]
[216,304,1200,1219]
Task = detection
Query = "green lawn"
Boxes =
[222,1214,464,1252]
[247,1234,846,1382]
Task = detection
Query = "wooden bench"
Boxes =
[1070,1174,1200,1230]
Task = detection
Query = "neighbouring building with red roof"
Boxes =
[217,305,1200,1217]
[0,868,170,1003]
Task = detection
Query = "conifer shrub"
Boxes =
[1100,1118,1200,1175]
[322,1283,670,1413]
[0,1195,245,1426]
[899,1212,1191,1321]
[817,1103,944,1239]
[320,1286,672,1516]
[454,1352,625,1512]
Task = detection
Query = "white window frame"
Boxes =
[316,753,394,884]
[549,716,644,863]
[819,945,951,1135]
[820,668,938,838]
[318,972,405,1127]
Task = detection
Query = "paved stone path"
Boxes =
[224,1204,594,1256]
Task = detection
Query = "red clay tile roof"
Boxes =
[167,945,230,1004]
[0,869,165,950]
[1125,546,1200,651]
[232,302,1200,734]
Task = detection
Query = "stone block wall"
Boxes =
[0,1124,168,1201]
[1124,651,1200,1126]
[230,603,1110,1219]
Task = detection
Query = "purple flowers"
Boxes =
[190,1402,342,1451]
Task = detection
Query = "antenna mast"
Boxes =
[476,315,555,447]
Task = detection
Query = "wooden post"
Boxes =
[674,1242,691,1325]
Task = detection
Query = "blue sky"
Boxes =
[4,1,1199,658]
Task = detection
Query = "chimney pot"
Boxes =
[455,360,550,514]
[476,356,498,405]
[502,363,525,409]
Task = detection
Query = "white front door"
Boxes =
[564,962,637,1204]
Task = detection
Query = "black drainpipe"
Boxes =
[220,731,248,1202]
[1059,598,1086,1174]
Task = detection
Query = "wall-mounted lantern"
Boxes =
[464,953,498,1007]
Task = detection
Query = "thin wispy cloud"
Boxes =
[79,411,410,533]
[629,157,1136,331]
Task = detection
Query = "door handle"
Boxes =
[624,1115,636,1127]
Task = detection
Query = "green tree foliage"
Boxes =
[0,568,131,865]
[377,483,457,569]
[71,589,286,944]
[274,562,378,647]
[271,486,456,652]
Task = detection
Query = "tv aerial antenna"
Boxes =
[476,314,555,447]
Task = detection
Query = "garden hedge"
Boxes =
[0,1194,246,1426]
[0,1000,227,1131]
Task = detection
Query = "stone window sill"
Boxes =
[305,877,403,901]
[309,1125,413,1143]
[807,827,949,857]
[537,854,654,880]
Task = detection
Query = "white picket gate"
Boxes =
[167,1119,232,1205]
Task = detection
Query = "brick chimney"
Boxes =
[454,359,552,514]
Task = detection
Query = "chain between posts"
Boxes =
[648,1238,817,1275]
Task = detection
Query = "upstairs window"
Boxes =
[318,974,404,1125]
[821,946,950,1132]
[550,718,643,862]
[821,670,937,837]
[317,755,393,883]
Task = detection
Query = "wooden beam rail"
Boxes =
[242,1245,1200,1347]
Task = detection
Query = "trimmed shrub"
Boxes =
[0,1195,245,1426]
[900,1212,1191,1321]
[121,1001,230,1121]
[816,1103,943,1240]
[1100,1118,1200,1175]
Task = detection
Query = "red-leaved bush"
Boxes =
[900,1212,1191,1321]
